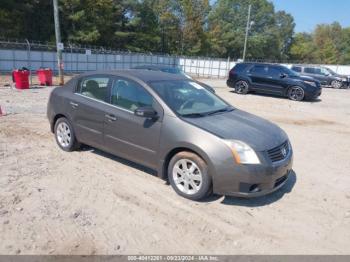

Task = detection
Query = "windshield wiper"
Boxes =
[181,112,207,118]
[205,107,234,116]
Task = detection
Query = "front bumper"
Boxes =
[305,88,322,100]
[226,79,235,88]
[212,147,293,198]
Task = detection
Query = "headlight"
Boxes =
[303,81,316,87]
[224,140,260,164]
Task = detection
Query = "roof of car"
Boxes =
[292,64,326,68]
[133,64,179,70]
[237,62,282,66]
[77,69,187,82]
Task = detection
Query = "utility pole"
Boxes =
[243,4,252,62]
[53,0,64,85]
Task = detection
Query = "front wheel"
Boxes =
[168,152,212,201]
[331,80,343,89]
[287,86,305,101]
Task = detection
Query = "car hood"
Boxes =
[184,109,288,151]
[291,75,316,82]
[333,73,349,79]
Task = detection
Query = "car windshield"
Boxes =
[149,80,232,117]
[324,68,336,75]
[281,66,299,77]
[160,67,182,74]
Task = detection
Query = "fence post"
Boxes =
[69,44,73,73]
[25,39,32,86]
[226,56,230,77]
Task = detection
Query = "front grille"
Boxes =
[267,141,290,162]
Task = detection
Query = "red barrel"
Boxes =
[12,69,30,89]
[36,68,53,86]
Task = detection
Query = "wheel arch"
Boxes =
[51,113,67,133]
[235,77,252,86]
[159,146,212,180]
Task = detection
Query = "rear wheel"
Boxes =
[287,86,305,101]
[168,152,212,201]
[331,80,343,89]
[234,80,249,94]
[54,117,80,152]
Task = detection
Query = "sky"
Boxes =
[270,0,350,32]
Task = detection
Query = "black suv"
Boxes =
[291,65,349,89]
[227,63,322,101]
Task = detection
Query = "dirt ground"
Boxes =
[0,78,350,255]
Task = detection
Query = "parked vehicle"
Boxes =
[227,63,322,101]
[133,64,216,93]
[47,70,293,200]
[291,65,349,89]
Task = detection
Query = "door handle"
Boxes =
[105,114,117,121]
[70,101,79,108]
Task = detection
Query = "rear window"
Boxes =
[232,63,250,73]
[304,67,316,74]
[291,66,302,73]
[250,65,268,75]
[79,76,110,102]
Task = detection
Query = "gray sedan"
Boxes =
[47,70,293,200]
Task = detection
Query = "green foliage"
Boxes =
[207,0,295,60]
[290,22,350,64]
[0,0,350,64]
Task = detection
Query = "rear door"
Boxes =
[70,75,111,148]
[248,64,272,92]
[103,77,163,169]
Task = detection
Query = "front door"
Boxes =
[304,67,328,85]
[103,77,162,169]
[265,66,286,94]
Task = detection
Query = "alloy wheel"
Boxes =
[56,122,71,148]
[289,86,304,101]
[172,159,203,195]
[331,80,342,89]
[235,80,249,94]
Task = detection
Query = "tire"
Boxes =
[54,117,80,152]
[331,80,343,89]
[287,86,305,101]
[168,151,212,201]
[234,80,249,94]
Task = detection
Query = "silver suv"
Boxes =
[291,65,349,88]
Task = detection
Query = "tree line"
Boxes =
[0,0,349,64]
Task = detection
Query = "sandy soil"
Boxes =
[0,80,350,255]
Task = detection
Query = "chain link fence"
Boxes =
[0,39,233,83]
[1,39,350,85]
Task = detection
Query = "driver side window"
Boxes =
[110,78,153,111]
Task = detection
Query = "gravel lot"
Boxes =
[0,79,350,255]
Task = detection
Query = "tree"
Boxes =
[207,0,294,60]
[290,33,317,63]
[180,0,210,55]
[273,11,295,60]
[0,0,54,41]
[290,22,350,64]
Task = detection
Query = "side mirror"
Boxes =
[280,73,287,78]
[134,106,158,119]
